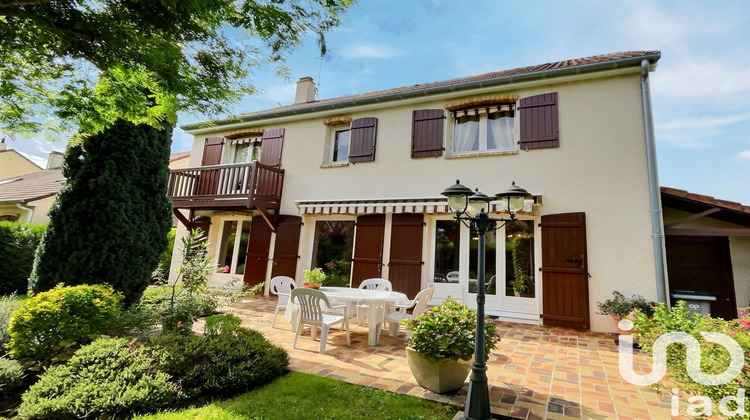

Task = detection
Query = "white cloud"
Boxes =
[340,45,401,59]
[652,61,750,102]
[657,113,750,130]
[17,150,47,168]
[736,150,750,159]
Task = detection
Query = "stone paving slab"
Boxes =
[217,296,679,420]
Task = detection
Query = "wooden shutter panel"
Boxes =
[259,128,285,168]
[201,137,224,166]
[411,109,445,158]
[518,92,559,150]
[348,117,378,163]
[271,215,303,279]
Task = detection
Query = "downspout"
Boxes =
[15,202,33,223]
[640,59,667,303]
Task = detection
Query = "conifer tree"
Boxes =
[30,120,172,305]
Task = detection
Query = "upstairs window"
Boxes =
[330,129,350,163]
[233,139,262,163]
[452,104,515,154]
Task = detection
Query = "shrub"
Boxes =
[0,357,23,392]
[596,291,655,318]
[402,298,499,362]
[18,338,175,419]
[0,221,46,295]
[29,120,173,306]
[151,229,176,285]
[151,327,289,398]
[633,301,749,411]
[0,294,21,348]
[7,284,122,360]
[203,313,242,335]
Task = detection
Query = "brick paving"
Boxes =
[216,296,676,419]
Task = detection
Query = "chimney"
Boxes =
[294,77,316,104]
[0,138,6,151]
[46,151,64,170]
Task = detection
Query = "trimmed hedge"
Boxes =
[8,284,122,360]
[0,221,46,295]
[18,338,175,419]
[150,327,289,398]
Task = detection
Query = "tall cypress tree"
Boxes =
[30,120,173,305]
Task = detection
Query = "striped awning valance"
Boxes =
[228,137,261,145]
[296,196,541,215]
[452,103,514,118]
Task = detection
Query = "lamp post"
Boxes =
[441,179,531,420]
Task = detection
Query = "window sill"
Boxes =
[445,149,518,159]
[320,162,350,168]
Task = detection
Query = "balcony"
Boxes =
[167,162,284,213]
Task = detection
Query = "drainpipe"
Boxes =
[640,59,667,303]
[15,202,33,223]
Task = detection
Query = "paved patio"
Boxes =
[217,296,676,420]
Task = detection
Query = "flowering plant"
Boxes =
[402,298,499,362]
[596,291,655,318]
[302,267,326,285]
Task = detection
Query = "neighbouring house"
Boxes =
[661,187,750,319]
[0,151,65,224]
[169,151,191,170]
[169,50,666,332]
[0,139,42,179]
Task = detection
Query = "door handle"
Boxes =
[565,257,582,264]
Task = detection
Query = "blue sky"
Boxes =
[10,0,750,204]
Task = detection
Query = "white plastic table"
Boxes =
[286,286,408,346]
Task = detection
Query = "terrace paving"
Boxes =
[217,296,679,419]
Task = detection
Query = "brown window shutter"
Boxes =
[518,92,559,149]
[411,109,445,158]
[348,117,378,163]
[201,137,224,166]
[259,128,285,168]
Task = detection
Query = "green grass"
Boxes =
[136,371,457,420]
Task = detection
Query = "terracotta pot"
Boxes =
[301,281,321,289]
[513,290,534,298]
[405,347,472,394]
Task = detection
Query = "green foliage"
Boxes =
[152,229,176,285]
[0,0,354,137]
[303,267,326,284]
[323,259,351,287]
[133,371,457,420]
[510,235,534,293]
[596,291,655,318]
[632,301,750,410]
[29,120,172,306]
[0,294,22,348]
[0,357,24,392]
[403,298,499,362]
[150,328,289,398]
[204,314,242,336]
[0,221,46,295]
[7,284,122,360]
[18,338,176,419]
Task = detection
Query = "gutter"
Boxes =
[15,202,33,223]
[640,59,667,303]
[183,52,661,132]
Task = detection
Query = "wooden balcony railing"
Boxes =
[167,162,284,210]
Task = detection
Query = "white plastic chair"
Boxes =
[291,288,350,354]
[269,276,296,328]
[385,287,435,338]
[356,278,393,324]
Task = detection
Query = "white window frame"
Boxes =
[226,138,261,164]
[328,128,351,163]
[451,105,516,155]
[215,216,252,276]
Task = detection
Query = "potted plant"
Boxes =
[401,298,500,394]
[302,268,325,289]
[596,291,655,334]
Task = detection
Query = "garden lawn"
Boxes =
[136,371,457,420]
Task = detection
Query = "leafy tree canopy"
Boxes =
[0,0,353,137]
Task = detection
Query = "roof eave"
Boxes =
[182,52,661,133]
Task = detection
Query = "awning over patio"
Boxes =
[295,195,542,215]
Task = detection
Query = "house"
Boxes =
[0,151,65,224]
[661,187,750,319]
[170,50,666,332]
[169,151,191,170]
[0,139,42,179]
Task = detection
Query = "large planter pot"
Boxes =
[405,347,472,394]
